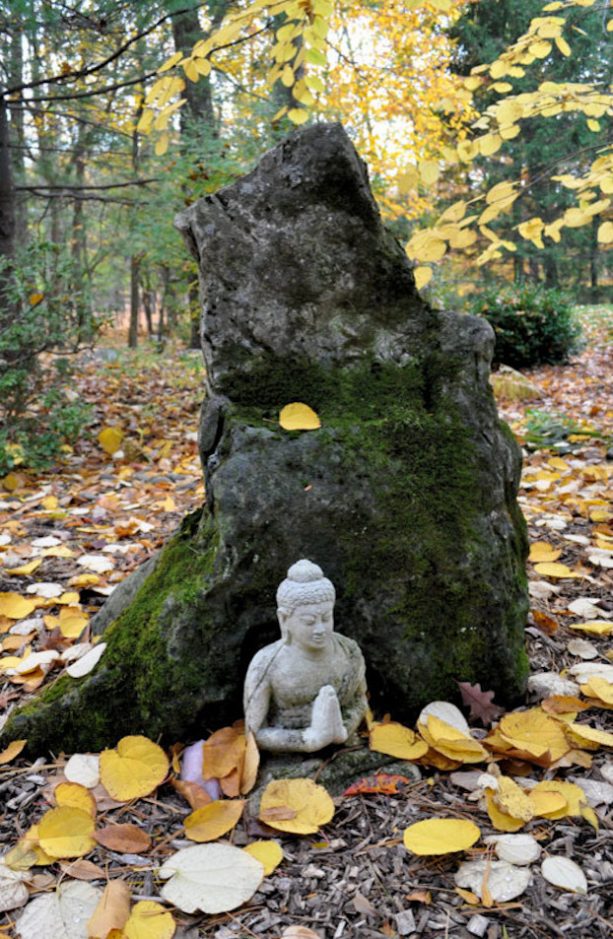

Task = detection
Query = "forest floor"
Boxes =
[0,306,612,939]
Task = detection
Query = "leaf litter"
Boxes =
[2,320,613,937]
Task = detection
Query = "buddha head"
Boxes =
[276,559,336,654]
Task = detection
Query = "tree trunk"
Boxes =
[8,19,27,246]
[589,216,599,300]
[0,91,16,303]
[129,255,140,348]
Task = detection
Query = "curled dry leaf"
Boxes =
[87,880,131,938]
[0,738,27,765]
[16,881,102,939]
[172,778,212,811]
[541,856,588,894]
[455,859,531,902]
[259,778,334,835]
[99,735,169,802]
[66,643,106,679]
[418,701,470,733]
[159,843,264,914]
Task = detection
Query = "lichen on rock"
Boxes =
[1,123,528,754]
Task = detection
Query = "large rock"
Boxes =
[2,123,528,753]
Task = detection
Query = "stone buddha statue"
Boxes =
[244,560,368,753]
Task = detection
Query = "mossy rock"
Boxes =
[0,124,528,755]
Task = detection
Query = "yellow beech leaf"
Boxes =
[485,790,525,832]
[37,806,96,858]
[528,541,561,563]
[581,677,613,705]
[97,426,124,456]
[498,709,569,762]
[533,562,580,579]
[123,900,176,939]
[0,593,37,619]
[530,780,586,819]
[279,403,321,431]
[565,722,613,749]
[369,721,428,761]
[184,800,245,842]
[259,778,334,834]
[55,782,96,817]
[87,880,131,939]
[99,735,169,801]
[403,818,480,855]
[0,739,27,764]
[243,840,283,875]
[413,267,433,291]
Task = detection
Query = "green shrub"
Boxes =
[467,283,582,369]
[0,241,97,474]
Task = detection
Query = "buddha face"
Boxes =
[280,600,335,653]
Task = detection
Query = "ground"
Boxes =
[0,306,612,939]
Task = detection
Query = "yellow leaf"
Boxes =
[279,402,321,431]
[493,776,534,822]
[42,495,59,510]
[159,51,183,73]
[485,790,525,832]
[240,731,260,795]
[528,788,567,818]
[281,65,294,87]
[29,291,44,306]
[203,725,246,779]
[414,267,433,291]
[568,620,613,636]
[288,108,308,125]
[565,722,613,749]
[457,140,478,163]
[597,221,613,244]
[123,900,176,939]
[259,778,334,834]
[87,880,131,939]
[98,426,124,456]
[243,840,283,875]
[184,800,245,842]
[57,608,89,639]
[419,160,440,186]
[99,735,169,802]
[479,134,502,157]
[369,721,428,760]
[403,818,480,855]
[533,562,580,579]
[528,39,552,58]
[406,234,447,263]
[564,207,592,228]
[54,782,96,817]
[155,134,169,156]
[37,806,96,858]
[6,558,42,576]
[500,124,520,140]
[581,677,613,705]
[581,805,599,831]
[498,709,570,762]
[0,592,37,619]
[0,739,27,764]
[486,181,517,205]
[419,715,488,763]
[528,541,561,563]
[530,780,586,818]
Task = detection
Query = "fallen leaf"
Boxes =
[94,824,152,854]
[6,559,43,576]
[171,778,212,811]
[486,833,541,865]
[66,643,106,678]
[259,778,334,834]
[243,840,283,875]
[99,735,169,802]
[529,542,562,563]
[37,806,96,858]
[16,881,102,939]
[98,427,124,456]
[184,800,245,842]
[123,900,175,939]
[541,856,587,894]
[369,722,429,760]
[59,859,106,881]
[0,593,37,619]
[87,880,131,938]
[202,726,245,780]
[0,738,27,764]
[0,863,28,913]
[456,681,504,725]
[279,403,321,431]
[533,562,581,579]
[403,818,480,855]
[240,731,259,794]
[568,620,613,636]
[418,701,470,733]
[54,782,96,817]
[455,859,531,902]
[77,555,114,574]
[159,843,264,914]
[281,928,321,938]
[532,610,559,636]
[64,753,100,789]
[343,773,414,796]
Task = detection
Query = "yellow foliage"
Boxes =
[259,778,334,834]
[243,840,283,875]
[279,402,321,431]
[99,735,169,802]
[403,818,480,855]
[184,800,245,842]
[369,721,429,760]
[123,901,176,939]
[37,806,96,858]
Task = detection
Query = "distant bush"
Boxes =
[467,284,582,369]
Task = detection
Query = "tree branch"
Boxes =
[15,179,159,192]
